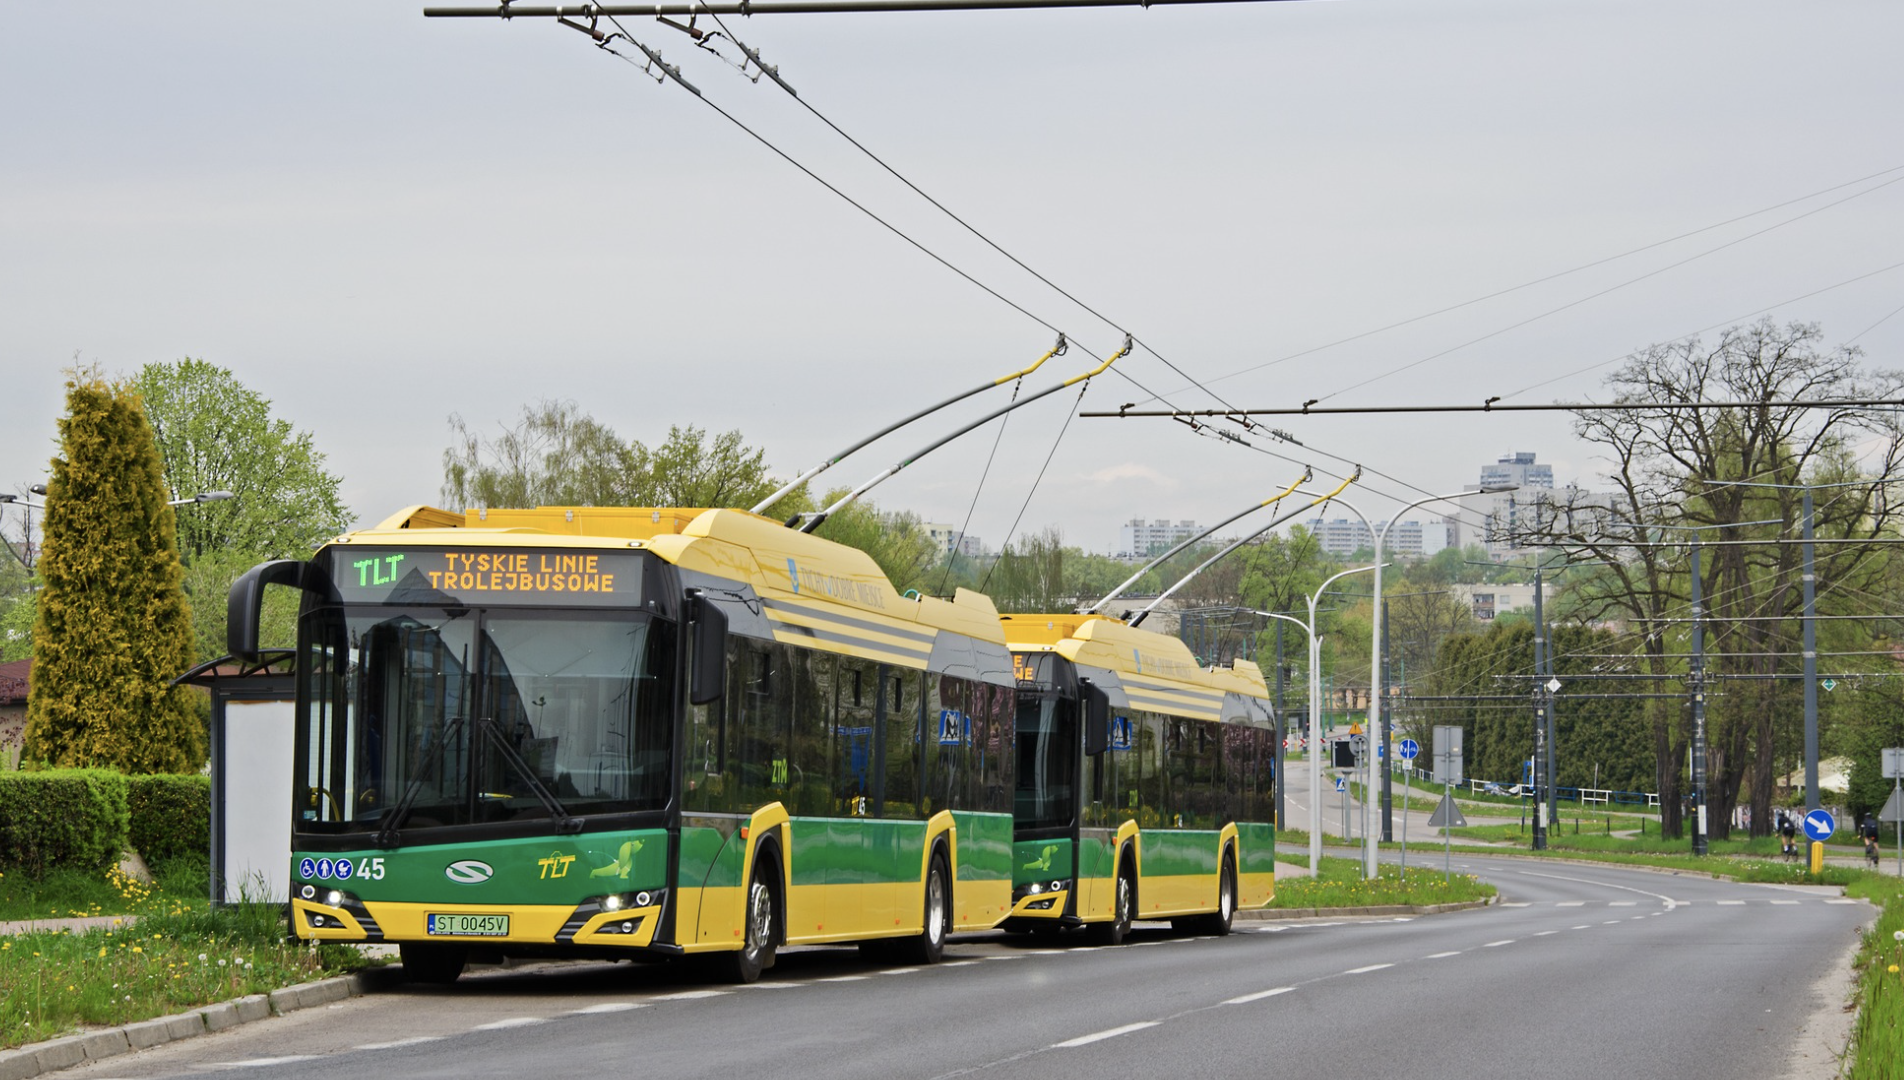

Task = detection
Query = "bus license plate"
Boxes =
[427,913,509,937]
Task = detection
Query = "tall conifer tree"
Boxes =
[23,370,203,772]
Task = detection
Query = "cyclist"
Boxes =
[1860,813,1881,867]
[1778,812,1797,859]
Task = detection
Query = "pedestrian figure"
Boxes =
[1860,813,1881,867]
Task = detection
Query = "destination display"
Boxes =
[330,548,645,608]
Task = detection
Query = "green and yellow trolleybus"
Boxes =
[1000,614,1277,943]
[228,504,1022,983]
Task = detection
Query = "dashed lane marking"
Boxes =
[1482,940,1513,948]
[1053,1022,1161,1048]
[815,975,871,982]
[1223,987,1297,1005]
[1609,901,1636,907]
[573,1003,647,1014]
[224,1056,322,1068]
[1770,900,1800,906]
[1534,931,1557,937]
[1344,964,1393,974]
[654,990,730,1000]
[474,1017,547,1031]
[1426,951,1462,959]
[1717,900,1745,906]
[1572,925,1592,930]
[1556,902,1584,908]
[354,1037,446,1051]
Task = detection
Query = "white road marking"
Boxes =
[355,1037,446,1051]
[1425,951,1461,959]
[942,960,981,967]
[1717,900,1745,906]
[1224,987,1297,1005]
[1827,899,1860,905]
[1534,930,1557,937]
[227,1056,321,1068]
[654,990,730,1000]
[1770,900,1800,906]
[1572,925,1591,930]
[1499,902,1531,908]
[881,967,923,975]
[1515,869,1679,907]
[1053,1022,1161,1048]
[737,982,798,989]
[986,955,1026,961]
[815,975,870,982]
[572,1003,647,1014]
[1482,940,1513,948]
[1609,901,1636,907]
[1344,963,1394,974]
[1556,901,1584,908]
[474,1017,547,1031]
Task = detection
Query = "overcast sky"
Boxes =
[4,0,1900,557]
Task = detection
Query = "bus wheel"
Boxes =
[1190,852,1237,936]
[1088,862,1134,946]
[900,851,950,965]
[721,861,779,984]
[399,943,467,985]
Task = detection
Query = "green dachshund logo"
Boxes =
[590,839,644,879]
[1022,844,1059,872]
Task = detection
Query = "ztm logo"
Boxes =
[444,860,494,884]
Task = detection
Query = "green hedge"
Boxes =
[127,773,210,864]
[0,768,130,875]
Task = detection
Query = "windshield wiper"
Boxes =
[475,717,583,835]
[374,717,464,849]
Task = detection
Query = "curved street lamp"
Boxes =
[1247,561,1382,875]
[1299,484,1517,878]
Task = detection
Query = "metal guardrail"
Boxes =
[1388,762,1660,807]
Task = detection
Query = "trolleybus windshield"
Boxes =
[296,604,677,835]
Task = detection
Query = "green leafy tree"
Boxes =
[23,370,204,772]
[136,359,348,660]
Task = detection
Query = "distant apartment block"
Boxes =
[1299,517,1445,560]
[1476,451,1556,557]
[923,523,985,559]
[1118,518,1201,560]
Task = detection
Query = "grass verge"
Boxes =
[1268,855,1494,910]
[0,858,369,1050]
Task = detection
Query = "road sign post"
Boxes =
[1398,738,1420,871]
[1803,809,1835,875]
[1882,749,1904,875]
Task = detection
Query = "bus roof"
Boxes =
[998,611,1271,722]
[344,504,1009,665]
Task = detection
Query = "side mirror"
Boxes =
[688,591,728,706]
[1080,679,1110,757]
[228,560,309,664]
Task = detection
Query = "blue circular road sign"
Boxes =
[1803,809,1836,842]
[1399,738,1420,761]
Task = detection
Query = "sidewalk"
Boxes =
[0,916,135,937]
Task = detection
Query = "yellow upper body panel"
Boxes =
[999,612,1271,722]
[337,506,1008,663]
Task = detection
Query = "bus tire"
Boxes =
[399,942,467,985]
[1188,850,1237,936]
[720,855,779,984]
[899,850,951,965]
[1088,857,1135,946]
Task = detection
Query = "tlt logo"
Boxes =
[538,853,577,879]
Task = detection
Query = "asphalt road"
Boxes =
[61,852,1869,1080]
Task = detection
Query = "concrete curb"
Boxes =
[0,967,404,1080]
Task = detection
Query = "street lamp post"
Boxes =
[1301,484,1516,879]
[1249,563,1381,876]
